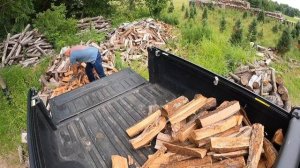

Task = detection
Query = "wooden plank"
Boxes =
[130,117,166,149]
[272,128,284,145]
[164,156,212,168]
[111,155,128,168]
[263,138,278,168]
[164,143,207,158]
[212,150,248,159]
[247,124,264,168]
[142,147,167,168]
[199,101,240,127]
[162,96,189,117]
[210,137,250,153]
[191,115,243,141]
[212,156,246,168]
[126,110,161,138]
[169,95,209,124]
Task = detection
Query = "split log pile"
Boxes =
[112,95,283,167]
[228,62,291,112]
[38,42,118,107]
[99,18,173,65]
[0,24,53,67]
[77,16,111,33]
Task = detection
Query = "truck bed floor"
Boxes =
[48,69,176,168]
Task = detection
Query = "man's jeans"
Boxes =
[85,52,106,82]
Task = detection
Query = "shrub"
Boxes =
[277,28,292,54]
[145,0,168,18]
[160,14,179,25]
[189,6,196,19]
[243,12,248,18]
[182,23,212,43]
[272,25,278,33]
[168,1,175,13]
[219,16,226,32]
[257,11,265,22]
[185,8,189,19]
[202,8,208,20]
[248,19,257,42]
[291,29,297,38]
[181,3,185,11]
[34,4,78,49]
[258,29,264,38]
[230,20,243,45]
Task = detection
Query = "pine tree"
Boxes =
[277,28,292,54]
[189,7,195,19]
[257,11,265,22]
[295,21,300,37]
[272,25,278,33]
[202,8,208,20]
[219,16,226,32]
[248,19,257,42]
[230,19,243,45]
[243,12,248,18]
[181,3,185,11]
[168,1,175,13]
[184,8,189,19]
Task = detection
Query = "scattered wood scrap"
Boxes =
[122,94,282,167]
[77,16,111,34]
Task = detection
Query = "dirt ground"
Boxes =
[0,153,26,168]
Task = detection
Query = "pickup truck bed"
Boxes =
[28,47,300,168]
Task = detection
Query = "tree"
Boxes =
[202,8,208,20]
[181,3,185,11]
[272,25,278,33]
[277,28,292,54]
[219,16,226,32]
[243,12,248,18]
[295,22,300,37]
[291,29,297,39]
[145,0,168,18]
[0,0,34,39]
[189,7,195,19]
[248,19,257,42]
[257,11,265,22]
[168,1,175,13]
[230,20,243,45]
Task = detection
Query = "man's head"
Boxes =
[60,46,71,57]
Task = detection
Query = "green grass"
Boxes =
[0,57,51,154]
[284,15,300,23]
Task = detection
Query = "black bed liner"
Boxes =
[27,47,300,168]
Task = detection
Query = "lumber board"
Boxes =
[191,115,243,141]
[263,138,278,168]
[162,96,189,117]
[126,110,161,138]
[164,156,212,168]
[130,117,167,149]
[111,155,128,168]
[168,95,208,124]
[199,101,240,127]
[247,124,264,168]
[164,143,207,158]
[210,137,250,153]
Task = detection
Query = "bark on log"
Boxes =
[2,33,10,67]
[277,85,288,95]
[271,68,277,93]
[241,72,252,86]
[283,100,292,112]
[229,72,241,82]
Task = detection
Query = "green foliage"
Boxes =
[202,8,208,20]
[257,11,265,22]
[160,13,179,25]
[0,0,34,39]
[168,1,175,13]
[294,22,300,37]
[181,3,185,11]
[291,29,297,39]
[230,20,243,45]
[258,28,264,38]
[181,23,212,44]
[248,19,257,42]
[277,28,292,54]
[219,16,226,32]
[145,0,168,18]
[34,4,78,49]
[272,25,278,33]
[184,8,189,19]
[243,12,248,19]
[115,52,126,70]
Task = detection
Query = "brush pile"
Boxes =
[112,94,283,168]
[0,24,53,67]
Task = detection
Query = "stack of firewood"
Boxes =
[0,24,53,67]
[100,18,173,65]
[228,62,291,112]
[112,95,283,168]
[77,16,111,34]
[38,42,118,107]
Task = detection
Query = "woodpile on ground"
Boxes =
[38,42,117,107]
[0,24,53,67]
[111,94,283,168]
[77,16,111,34]
[99,18,173,65]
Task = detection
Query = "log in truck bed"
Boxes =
[27,47,300,168]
